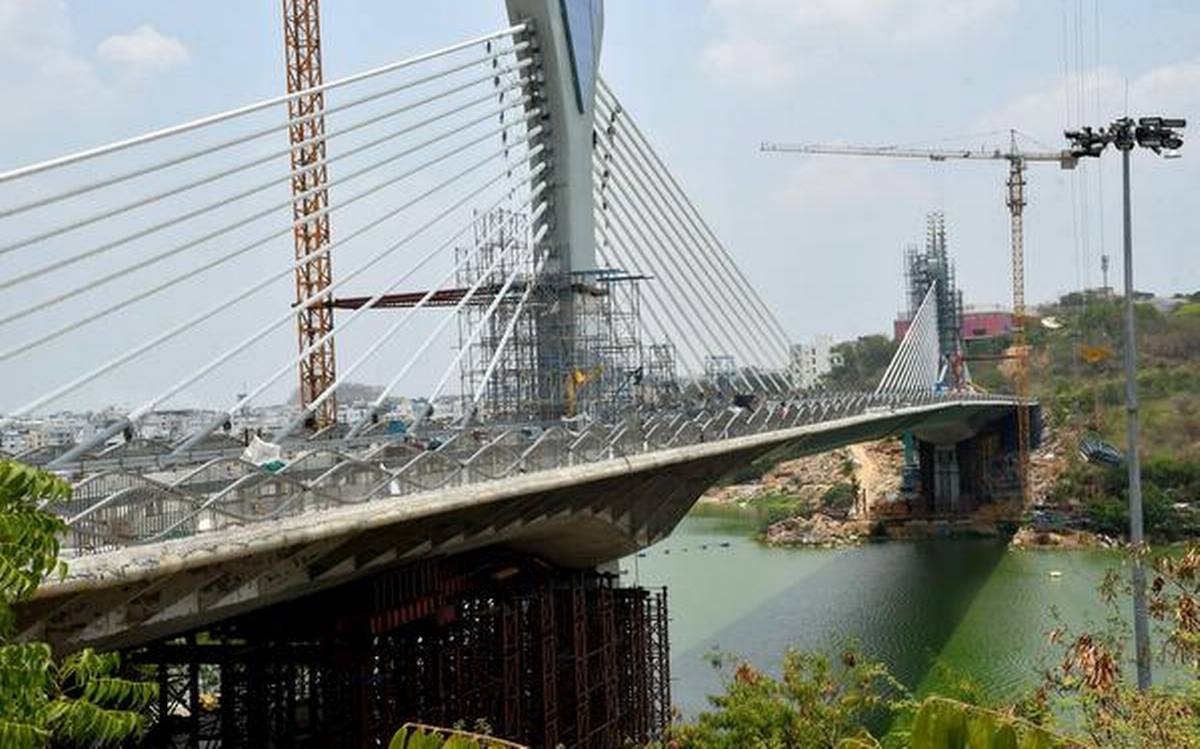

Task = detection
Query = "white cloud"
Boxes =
[702,0,1014,88]
[98,25,189,72]
[0,0,100,130]
[0,5,190,140]
[977,59,1200,138]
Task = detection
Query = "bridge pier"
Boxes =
[911,406,1037,516]
[129,552,669,749]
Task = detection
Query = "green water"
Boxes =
[620,514,1154,717]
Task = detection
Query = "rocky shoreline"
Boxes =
[759,517,1123,550]
[1009,526,1120,549]
[761,514,873,548]
[699,434,1131,551]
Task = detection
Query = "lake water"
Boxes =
[620,514,1149,717]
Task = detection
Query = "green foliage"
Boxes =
[1026,294,1200,463]
[0,460,156,748]
[0,461,69,603]
[668,545,1200,749]
[904,697,1078,749]
[387,723,522,749]
[826,335,899,391]
[837,736,883,749]
[672,647,906,748]
[822,482,858,514]
[1051,459,1200,541]
[749,492,810,533]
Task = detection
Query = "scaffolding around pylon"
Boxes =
[455,208,541,423]
[456,208,648,424]
[900,210,964,381]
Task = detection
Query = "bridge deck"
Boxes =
[17,396,1019,653]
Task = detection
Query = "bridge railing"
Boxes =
[49,390,1023,555]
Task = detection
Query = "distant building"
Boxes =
[138,409,216,442]
[790,335,843,389]
[894,306,1014,343]
[336,401,373,427]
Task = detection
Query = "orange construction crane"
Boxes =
[282,0,337,430]
[762,132,1078,502]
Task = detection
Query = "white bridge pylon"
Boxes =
[876,282,941,394]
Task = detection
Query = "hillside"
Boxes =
[709,290,1200,544]
[967,290,1200,541]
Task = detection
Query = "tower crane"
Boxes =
[761,133,1079,503]
[282,0,337,430]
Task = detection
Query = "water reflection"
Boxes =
[622,514,1121,717]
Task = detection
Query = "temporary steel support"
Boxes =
[540,590,559,748]
[282,0,337,430]
[572,579,591,746]
[129,554,669,749]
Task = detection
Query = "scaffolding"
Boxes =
[568,270,645,420]
[704,354,738,393]
[901,211,964,369]
[643,342,679,404]
[456,209,646,423]
[455,209,541,423]
[131,554,671,749]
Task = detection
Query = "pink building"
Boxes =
[894,307,1013,342]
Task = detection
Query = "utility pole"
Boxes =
[1066,115,1185,691]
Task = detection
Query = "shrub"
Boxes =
[0,460,157,748]
[673,647,906,748]
[750,493,809,533]
[822,482,858,515]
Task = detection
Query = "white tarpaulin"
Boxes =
[241,435,282,466]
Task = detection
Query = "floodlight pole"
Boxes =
[1066,114,1185,692]
[1117,136,1152,692]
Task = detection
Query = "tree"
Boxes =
[825,336,899,391]
[672,647,905,748]
[389,721,526,748]
[0,460,156,748]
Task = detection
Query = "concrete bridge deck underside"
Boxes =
[16,399,1016,654]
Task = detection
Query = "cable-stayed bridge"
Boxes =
[2,3,1032,746]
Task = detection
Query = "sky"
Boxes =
[1,0,1197,413]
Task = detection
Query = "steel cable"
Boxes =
[0,25,529,184]
[598,80,796,362]
[344,219,551,438]
[13,140,543,427]
[594,168,762,393]
[595,97,794,380]
[0,101,539,314]
[595,109,792,392]
[0,64,533,258]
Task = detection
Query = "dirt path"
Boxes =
[848,443,882,517]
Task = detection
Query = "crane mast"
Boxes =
[762,134,1078,503]
[1006,153,1031,503]
[282,0,337,430]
